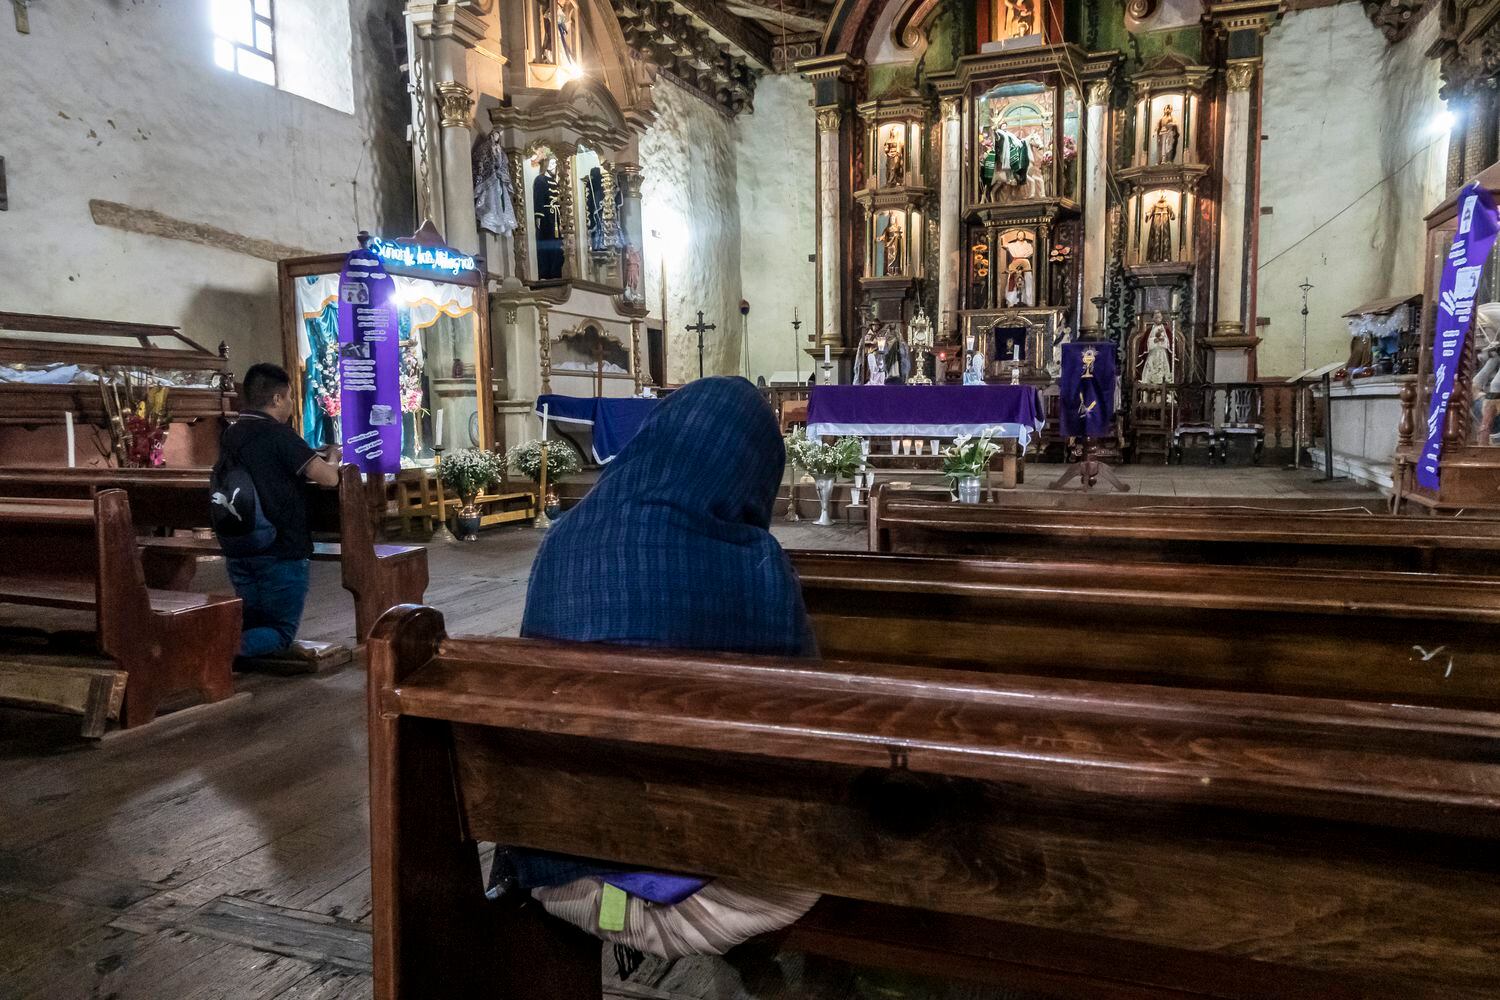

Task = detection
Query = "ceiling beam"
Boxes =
[670,0,776,69]
[726,0,833,34]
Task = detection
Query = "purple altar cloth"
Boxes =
[806,385,1044,448]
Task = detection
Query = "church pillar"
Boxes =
[938,96,963,338]
[816,107,844,351]
[799,54,863,378]
[1082,80,1111,336]
[435,82,480,255]
[618,163,646,303]
[1208,60,1260,382]
[406,2,486,251]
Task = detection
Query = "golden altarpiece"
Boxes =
[803,0,1281,449]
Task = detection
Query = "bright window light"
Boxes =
[211,0,276,86]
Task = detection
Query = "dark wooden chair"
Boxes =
[368,607,1500,999]
[0,491,240,732]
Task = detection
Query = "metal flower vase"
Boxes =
[455,494,482,540]
[955,475,983,504]
[814,476,836,526]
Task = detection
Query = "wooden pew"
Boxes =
[868,486,1500,573]
[0,466,427,642]
[0,491,240,731]
[367,607,1500,1000]
[790,550,1500,708]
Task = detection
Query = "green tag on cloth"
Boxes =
[599,883,628,932]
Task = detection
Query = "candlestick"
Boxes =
[64,411,76,468]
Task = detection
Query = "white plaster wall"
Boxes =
[1256,4,1447,376]
[640,77,743,384]
[735,74,818,383]
[0,0,411,374]
[278,0,357,114]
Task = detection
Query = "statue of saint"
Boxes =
[1145,194,1175,263]
[980,109,1036,199]
[1155,105,1180,164]
[1049,322,1073,378]
[533,156,564,280]
[1005,0,1037,36]
[964,349,987,385]
[1140,312,1174,384]
[883,138,905,186]
[881,217,904,276]
[535,0,556,63]
[556,0,578,68]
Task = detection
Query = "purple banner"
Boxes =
[1418,182,1500,490]
[337,247,402,475]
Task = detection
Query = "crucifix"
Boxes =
[590,338,608,398]
[687,310,716,380]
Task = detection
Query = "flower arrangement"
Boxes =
[438,448,504,501]
[314,338,341,419]
[941,428,1002,481]
[399,339,425,414]
[507,438,583,483]
[99,371,170,467]
[785,429,862,479]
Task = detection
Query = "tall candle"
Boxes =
[434,409,444,450]
[541,402,550,440]
[823,345,831,364]
[64,411,76,468]
[1012,344,1020,361]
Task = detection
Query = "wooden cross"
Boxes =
[686,310,716,380]
[590,337,608,398]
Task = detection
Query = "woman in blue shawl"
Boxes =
[522,375,816,656]
[501,377,820,972]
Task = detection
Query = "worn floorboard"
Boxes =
[0,468,1383,998]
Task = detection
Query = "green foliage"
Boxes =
[785,429,864,479]
[507,438,583,483]
[438,448,504,499]
[941,429,1002,480]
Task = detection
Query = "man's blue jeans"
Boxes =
[226,556,310,658]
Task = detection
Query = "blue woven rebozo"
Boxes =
[522,376,816,657]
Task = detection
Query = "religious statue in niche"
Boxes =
[585,165,621,258]
[1154,104,1180,164]
[623,246,643,302]
[994,0,1040,39]
[533,0,556,64]
[1139,312,1175,384]
[883,131,906,187]
[880,216,905,276]
[979,98,1050,202]
[556,0,579,70]
[1145,194,1176,263]
[1000,229,1036,307]
[533,155,564,280]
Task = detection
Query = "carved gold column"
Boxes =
[556,145,579,280]
[1082,79,1111,335]
[435,81,480,254]
[937,95,963,337]
[538,305,553,394]
[631,317,645,392]
[505,146,529,279]
[816,107,844,351]
[598,160,621,282]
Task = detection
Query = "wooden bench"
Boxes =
[0,492,240,732]
[0,466,428,642]
[790,549,1500,708]
[868,486,1500,573]
[367,606,1500,999]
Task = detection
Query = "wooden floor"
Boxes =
[0,467,1381,1000]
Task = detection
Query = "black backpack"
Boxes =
[210,432,277,558]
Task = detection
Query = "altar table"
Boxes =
[535,394,659,463]
[806,385,1044,449]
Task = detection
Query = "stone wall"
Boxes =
[735,74,818,383]
[640,77,743,384]
[1256,4,1447,376]
[0,0,412,374]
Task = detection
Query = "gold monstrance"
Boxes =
[908,306,934,385]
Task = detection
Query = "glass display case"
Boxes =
[278,227,494,468]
